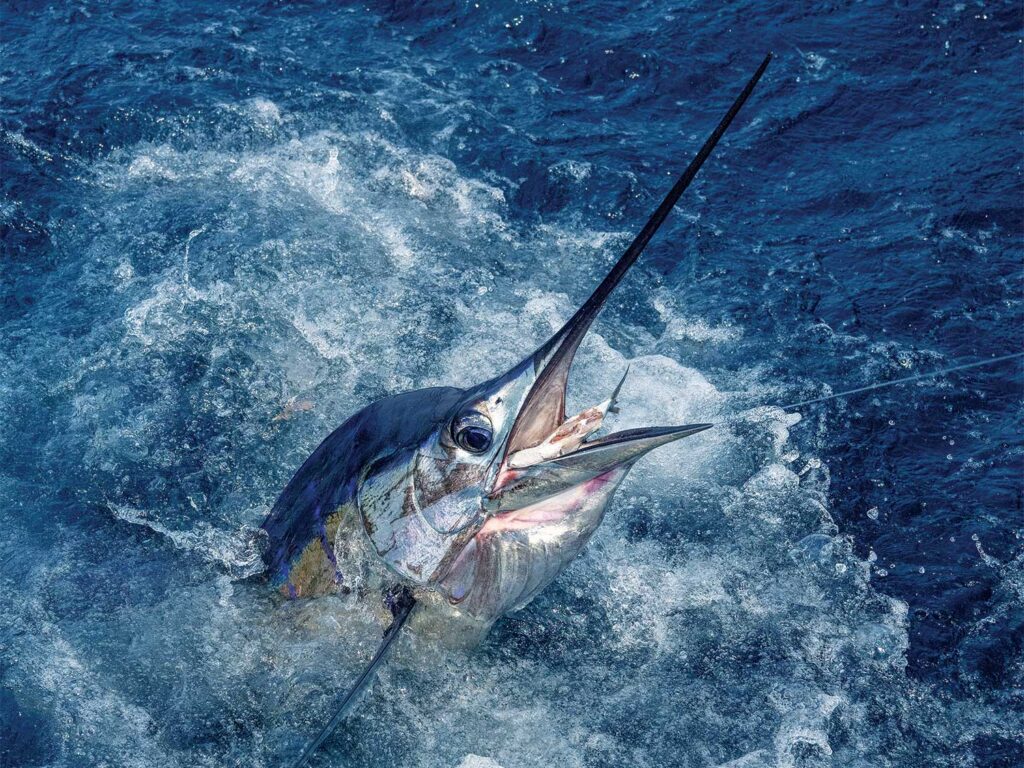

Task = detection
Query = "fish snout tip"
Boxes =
[672,422,714,439]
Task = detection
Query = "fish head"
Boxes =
[356,270,710,623]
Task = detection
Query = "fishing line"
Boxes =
[768,351,1023,413]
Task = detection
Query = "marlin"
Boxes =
[263,54,772,766]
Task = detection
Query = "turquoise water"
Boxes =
[1,2,1021,766]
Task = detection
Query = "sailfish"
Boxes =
[262,54,773,766]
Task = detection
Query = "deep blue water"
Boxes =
[1,2,1022,767]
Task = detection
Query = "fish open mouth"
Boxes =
[484,359,712,517]
[483,354,713,517]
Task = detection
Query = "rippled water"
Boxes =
[2,2,1021,767]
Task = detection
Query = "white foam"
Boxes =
[454,756,505,768]
[109,502,265,579]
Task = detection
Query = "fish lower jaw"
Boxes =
[479,471,618,534]
[479,506,566,533]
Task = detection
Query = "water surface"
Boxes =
[1,2,1021,767]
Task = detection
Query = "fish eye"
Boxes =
[451,411,493,453]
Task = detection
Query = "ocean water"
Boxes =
[1,1,1022,767]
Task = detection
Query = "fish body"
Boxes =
[260,363,684,638]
